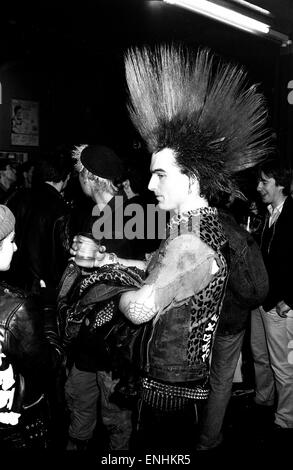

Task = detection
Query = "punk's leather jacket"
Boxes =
[0,282,64,423]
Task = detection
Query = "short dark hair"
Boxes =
[258,158,292,196]
[124,150,150,195]
[0,158,14,172]
[14,105,22,114]
[34,153,71,183]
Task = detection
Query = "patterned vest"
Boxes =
[141,207,228,410]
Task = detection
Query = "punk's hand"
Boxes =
[93,245,107,267]
[69,236,79,257]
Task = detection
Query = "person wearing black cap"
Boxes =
[61,144,144,451]
[79,144,124,181]
[71,144,134,257]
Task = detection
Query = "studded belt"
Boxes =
[141,377,209,411]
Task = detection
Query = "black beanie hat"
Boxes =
[80,145,124,180]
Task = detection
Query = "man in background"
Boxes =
[0,159,17,204]
[7,151,71,294]
[251,158,293,441]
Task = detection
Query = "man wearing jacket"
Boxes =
[197,207,269,450]
[7,153,71,293]
[63,145,145,452]
[0,159,17,204]
[251,159,293,432]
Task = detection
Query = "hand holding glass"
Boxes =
[70,233,105,268]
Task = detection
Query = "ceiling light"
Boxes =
[164,0,270,34]
[230,0,271,16]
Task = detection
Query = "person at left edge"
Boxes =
[0,205,63,449]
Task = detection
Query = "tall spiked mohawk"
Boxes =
[125,45,273,201]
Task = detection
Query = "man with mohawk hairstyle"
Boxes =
[86,45,272,450]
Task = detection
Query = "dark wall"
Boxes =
[0,1,290,161]
[0,60,41,157]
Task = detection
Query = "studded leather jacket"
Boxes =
[0,282,63,424]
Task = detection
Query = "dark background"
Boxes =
[0,0,292,162]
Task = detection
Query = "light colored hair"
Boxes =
[72,144,88,173]
[73,144,120,196]
[80,167,119,196]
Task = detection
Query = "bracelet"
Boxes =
[108,252,118,264]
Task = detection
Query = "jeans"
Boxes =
[250,307,275,406]
[65,364,132,450]
[198,330,245,449]
[251,306,293,428]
